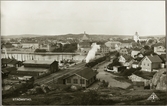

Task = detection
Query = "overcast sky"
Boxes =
[1,1,165,36]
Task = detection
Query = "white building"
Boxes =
[133,32,140,42]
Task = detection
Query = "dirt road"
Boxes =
[96,61,131,89]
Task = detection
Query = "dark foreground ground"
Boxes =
[2,85,166,105]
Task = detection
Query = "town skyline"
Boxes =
[1,1,165,36]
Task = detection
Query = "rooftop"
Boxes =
[146,55,163,63]
[17,66,49,72]
[75,68,97,80]
[2,58,19,64]
[23,60,55,65]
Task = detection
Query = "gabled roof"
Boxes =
[146,55,163,63]
[158,54,166,62]
[75,68,97,80]
[133,71,154,80]
[17,66,49,72]
[23,60,55,65]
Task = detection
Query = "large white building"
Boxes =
[133,32,140,42]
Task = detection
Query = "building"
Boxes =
[119,48,129,55]
[9,60,58,78]
[80,31,90,42]
[105,41,121,51]
[133,32,140,42]
[140,55,163,72]
[64,68,97,87]
[2,58,22,68]
[21,42,39,49]
[120,43,132,48]
[39,43,49,51]
[131,49,141,58]
[128,72,153,90]
[77,42,91,53]
[132,61,140,68]
[98,44,110,54]
[153,43,166,55]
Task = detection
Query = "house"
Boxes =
[23,60,59,73]
[120,43,132,48]
[153,43,166,55]
[105,41,121,51]
[106,66,126,73]
[140,55,163,72]
[119,48,129,55]
[131,61,140,68]
[98,44,110,54]
[158,54,166,63]
[77,42,91,53]
[21,42,39,49]
[119,55,133,67]
[131,49,141,58]
[128,72,153,90]
[2,58,22,68]
[9,60,58,78]
[63,68,97,87]
[128,73,151,84]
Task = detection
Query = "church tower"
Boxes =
[81,31,89,41]
[133,32,140,42]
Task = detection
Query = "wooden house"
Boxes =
[120,43,132,48]
[131,50,140,58]
[140,55,163,72]
[119,48,129,55]
[63,68,97,88]
[153,43,166,55]
[2,58,21,68]
[9,60,58,78]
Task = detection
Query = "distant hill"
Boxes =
[1,34,43,39]
[1,34,165,40]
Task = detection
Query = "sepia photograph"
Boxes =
[1,1,166,105]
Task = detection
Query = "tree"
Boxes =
[144,45,150,50]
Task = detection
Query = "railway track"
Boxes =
[35,62,86,85]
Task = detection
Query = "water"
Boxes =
[1,53,88,62]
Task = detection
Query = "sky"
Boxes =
[1,1,166,36]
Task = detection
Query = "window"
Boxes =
[67,78,71,83]
[148,64,149,66]
[80,79,85,84]
[143,63,145,66]
[73,79,78,84]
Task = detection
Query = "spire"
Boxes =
[134,32,140,42]
[81,31,89,41]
